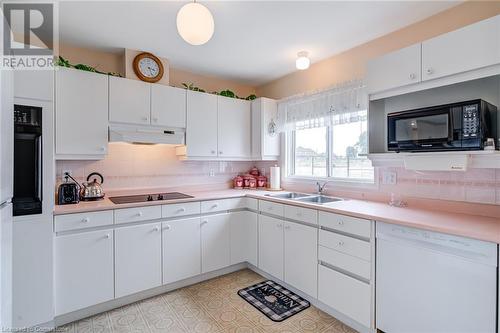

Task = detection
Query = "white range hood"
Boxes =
[109,124,185,145]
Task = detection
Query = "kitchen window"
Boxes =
[282,80,374,183]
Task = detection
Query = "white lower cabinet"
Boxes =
[201,213,231,273]
[162,217,201,285]
[55,229,114,315]
[115,223,162,298]
[230,211,258,266]
[258,214,284,280]
[318,265,371,328]
[284,221,317,298]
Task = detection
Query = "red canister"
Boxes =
[233,175,243,189]
[249,167,260,177]
[243,174,253,188]
[257,175,267,188]
[248,177,257,189]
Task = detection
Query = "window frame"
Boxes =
[284,117,377,188]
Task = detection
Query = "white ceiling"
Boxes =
[58,1,460,86]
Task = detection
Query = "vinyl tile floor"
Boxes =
[56,269,357,333]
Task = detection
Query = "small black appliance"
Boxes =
[57,173,80,205]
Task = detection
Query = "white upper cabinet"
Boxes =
[422,15,500,81]
[55,67,108,158]
[109,76,150,125]
[15,69,53,101]
[251,98,280,160]
[217,96,251,158]
[151,84,186,128]
[367,44,422,93]
[186,90,218,157]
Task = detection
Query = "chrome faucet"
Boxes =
[316,181,329,195]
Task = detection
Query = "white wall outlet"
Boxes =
[209,169,215,177]
[382,171,397,185]
[62,169,72,181]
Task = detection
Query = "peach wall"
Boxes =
[58,43,255,97]
[256,1,500,99]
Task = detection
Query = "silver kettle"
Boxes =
[80,172,105,201]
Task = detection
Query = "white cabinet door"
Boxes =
[186,90,218,157]
[109,76,151,125]
[422,16,500,81]
[15,69,53,101]
[284,221,318,297]
[115,223,162,298]
[258,214,284,280]
[55,229,113,315]
[55,67,108,156]
[201,213,230,273]
[151,84,186,128]
[218,96,251,158]
[230,211,258,266]
[366,44,421,93]
[162,217,201,285]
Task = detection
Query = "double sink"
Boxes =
[264,192,344,205]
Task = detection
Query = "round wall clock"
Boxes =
[133,52,164,83]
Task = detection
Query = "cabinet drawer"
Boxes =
[114,206,162,224]
[318,265,371,328]
[258,200,284,217]
[162,202,200,218]
[284,205,317,225]
[55,210,113,232]
[200,197,249,213]
[319,245,370,280]
[319,211,371,238]
[319,230,371,262]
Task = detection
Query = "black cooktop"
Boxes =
[109,192,193,204]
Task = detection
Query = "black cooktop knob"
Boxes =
[157,194,164,200]
[147,195,154,201]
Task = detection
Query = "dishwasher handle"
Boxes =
[377,223,497,266]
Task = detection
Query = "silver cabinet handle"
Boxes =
[152,117,158,122]
[277,223,283,228]
[82,217,90,223]
[426,68,433,75]
[99,146,106,151]
[211,150,216,154]
[219,151,223,155]
[164,224,171,230]
[141,116,149,121]
[201,220,208,226]
[211,204,218,209]
[136,212,143,217]
[409,73,416,80]
[178,207,186,212]
[337,241,344,246]
[338,221,344,225]
[105,233,111,239]
[154,226,160,232]
[284,225,291,230]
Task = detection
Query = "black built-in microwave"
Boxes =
[387,99,498,152]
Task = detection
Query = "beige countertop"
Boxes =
[54,189,500,244]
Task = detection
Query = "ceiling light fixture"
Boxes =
[176,1,214,46]
[296,51,310,70]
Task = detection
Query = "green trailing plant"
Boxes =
[181,82,258,101]
[181,82,205,93]
[55,56,122,77]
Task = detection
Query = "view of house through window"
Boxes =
[290,110,374,182]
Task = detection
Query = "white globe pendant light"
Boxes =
[296,51,310,70]
[176,1,214,46]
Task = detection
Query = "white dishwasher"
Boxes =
[376,222,497,333]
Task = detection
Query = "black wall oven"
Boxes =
[13,104,42,216]
[387,99,498,152]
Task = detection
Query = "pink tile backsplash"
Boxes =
[57,143,499,206]
[374,166,499,205]
[56,143,275,192]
